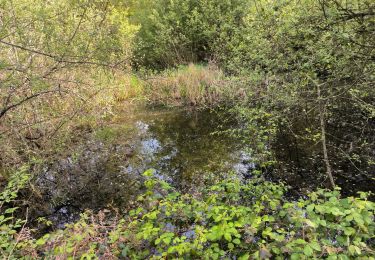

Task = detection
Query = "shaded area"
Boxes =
[24,106,253,231]
[22,104,374,232]
[271,103,375,199]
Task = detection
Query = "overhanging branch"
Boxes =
[0,39,114,67]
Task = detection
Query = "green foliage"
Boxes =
[219,0,375,183]
[0,0,140,168]
[0,166,30,259]
[224,0,374,75]
[12,172,374,259]
[120,175,374,259]
[130,0,250,69]
[1,0,374,259]
[229,105,278,166]
[0,0,138,69]
[222,0,374,108]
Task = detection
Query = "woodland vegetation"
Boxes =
[0,0,374,259]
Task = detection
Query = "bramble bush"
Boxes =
[9,170,374,259]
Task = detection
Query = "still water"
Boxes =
[29,106,252,230]
[26,104,374,231]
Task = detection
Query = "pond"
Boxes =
[23,104,374,233]
[25,105,251,231]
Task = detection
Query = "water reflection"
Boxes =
[124,108,253,190]
[28,107,254,231]
[25,104,374,232]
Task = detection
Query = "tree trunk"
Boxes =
[317,84,335,189]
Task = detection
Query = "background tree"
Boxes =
[0,0,138,167]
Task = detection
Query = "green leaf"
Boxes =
[344,227,355,236]
[353,213,364,225]
[121,247,129,257]
[348,245,361,255]
[4,207,18,214]
[35,238,46,246]
[305,219,317,228]
[233,238,241,245]
[309,241,321,251]
[238,253,249,260]
[294,239,307,245]
[143,169,155,177]
[306,204,315,212]
[163,237,172,245]
[304,245,313,256]
[291,253,301,260]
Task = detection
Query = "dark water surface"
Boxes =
[27,106,252,231]
[24,105,374,231]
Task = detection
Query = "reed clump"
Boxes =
[145,63,244,107]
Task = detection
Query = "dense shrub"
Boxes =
[219,0,375,188]
[5,170,373,259]
[1,1,374,259]
[130,0,250,69]
[0,0,139,168]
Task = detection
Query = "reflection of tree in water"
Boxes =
[24,103,374,233]
[272,100,375,198]
[145,109,242,190]
[27,141,142,233]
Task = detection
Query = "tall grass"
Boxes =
[145,63,245,107]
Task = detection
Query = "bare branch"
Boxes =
[0,88,63,119]
[0,39,114,67]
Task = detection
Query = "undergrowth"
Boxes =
[0,69,144,172]
[1,169,373,259]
